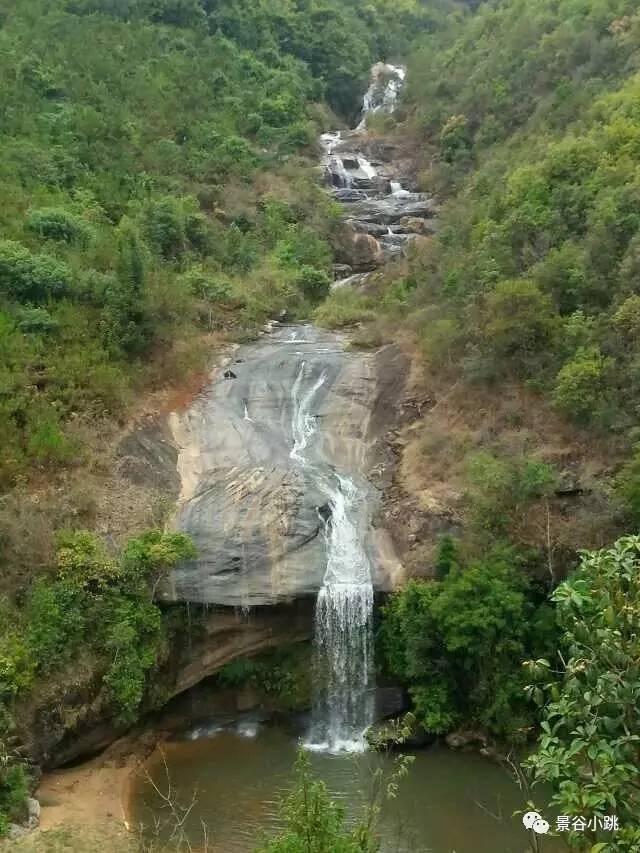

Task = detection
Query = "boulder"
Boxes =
[331,273,372,291]
[348,194,438,225]
[332,263,353,280]
[348,219,389,238]
[9,824,29,841]
[332,188,368,202]
[27,797,40,829]
[163,325,407,606]
[396,216,433,235]
[445,728,488,750]
[332,223,385,271]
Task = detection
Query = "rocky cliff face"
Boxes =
[20,600,314,768]
[162,325,407,607]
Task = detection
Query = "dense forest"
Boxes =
[1,0,640,850]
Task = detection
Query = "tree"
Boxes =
[526,536,640,851]
[617,443,640,525]
[25,207,91,245]
[0,240,70,303]
[440,114,472,164]
[256,749,379,853]
[101,221,150,357]
[296,266,331,303]
[484,279,557,375]
[380,547,554,739]
[434,534,459,580]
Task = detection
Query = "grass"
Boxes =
[1,826,136,853]
[313,288,375,328]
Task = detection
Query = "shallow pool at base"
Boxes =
[129,721,557,853]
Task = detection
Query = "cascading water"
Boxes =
[357,63,406,130]
[310,474,375,753]
[291,64,413,754]
[289,360,375,753]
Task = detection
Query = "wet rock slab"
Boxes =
[162,325,404,607]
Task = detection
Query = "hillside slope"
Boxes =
[348,1,640,568]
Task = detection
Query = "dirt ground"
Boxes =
[36,753,134,833]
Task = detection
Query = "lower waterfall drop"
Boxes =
[309,473,375,754]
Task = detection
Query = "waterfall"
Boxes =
[291,61,410,754]
[289,361,375,753]
[309,473,375,753]
[357,63,406,130]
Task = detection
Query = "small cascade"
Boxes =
[357,156,377,178]
[357,63,406,130]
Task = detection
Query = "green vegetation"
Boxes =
[0,0,451,489]
[0,746,28,837]
[372,1,640,530]
[256,749,379,853]
[1,530,193,723]
[370,9,640,843]
[526,536,640,851]
[215,644,312,711]
[0,0,461,837]
[0,529,193,833]
[313,289,376,328]
[257,718,415,853]
[380,538,557,739]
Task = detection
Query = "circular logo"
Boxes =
[523,812,550,834]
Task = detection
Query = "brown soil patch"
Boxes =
[379,329,625,579]
[36,756,133,833]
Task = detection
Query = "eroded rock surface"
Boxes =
[163,325,406,607]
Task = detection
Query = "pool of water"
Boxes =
[128,719,554,853]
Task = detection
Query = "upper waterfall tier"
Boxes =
[357,62,406,129]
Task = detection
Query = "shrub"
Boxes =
[0,241,70,302]
[16,307,58,335]
[466,452,558,532]
[144,197,186,259]
[257,749,379,853]
[380,547,555,739]
[296,266,330,303]
[440,114,472,163]
[0,751,28,836]
[13,531,196,721]
[25,207,91,245]
[484,279,557,375]
[25,419,74,466]
[617,442,640,525]
[526,536,640,849]
[215,645,311,711]
[552,346,613,423]
[182,267,232,302]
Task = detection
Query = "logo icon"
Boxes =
[523,811,550,835]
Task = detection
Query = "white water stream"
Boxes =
[289,361,374,753]
[301,65,407,753]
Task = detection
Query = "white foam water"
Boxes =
[357,63,406,130]
[308,472,375,753]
